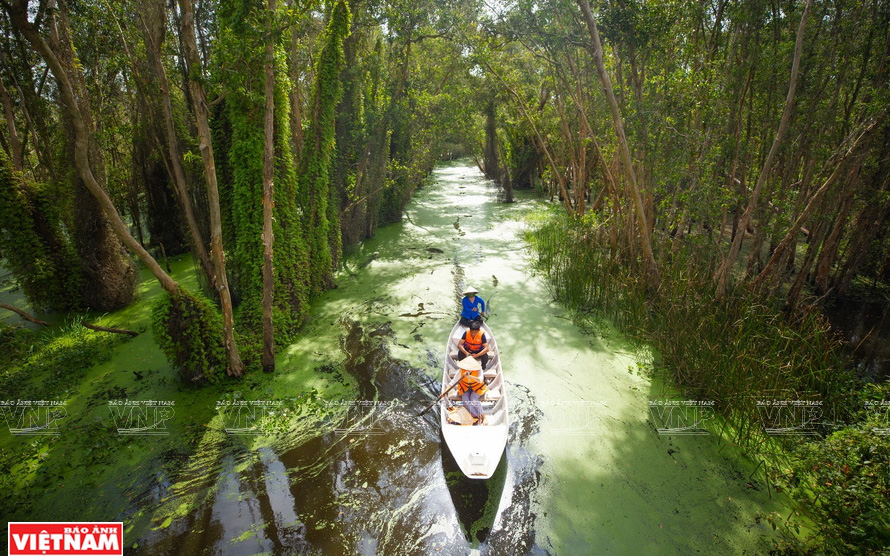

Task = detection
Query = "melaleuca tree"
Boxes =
[6,0,228,382]
[4,0,138,312]
[216,0,266,319]
[215,0,309,346]
[298,0,350,293]
[271,39,310,339]
[0,149,81,311]
[178,0,246,376]
[331,0,369,247]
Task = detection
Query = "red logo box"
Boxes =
[7,523,123,555]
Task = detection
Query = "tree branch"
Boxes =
[0,303,50,325]
[81,320,139,336]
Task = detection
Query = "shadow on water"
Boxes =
[440,434,508,546]
[135,317,542,554]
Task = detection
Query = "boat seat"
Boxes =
[484,374,503,400]
[483,389,501,401]
[450,400,498,408]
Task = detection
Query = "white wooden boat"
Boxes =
[440,320,508,479]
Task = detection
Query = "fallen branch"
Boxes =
[0,303,50,326]
[81,321,139,337]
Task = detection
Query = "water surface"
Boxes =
[133,160,794,554]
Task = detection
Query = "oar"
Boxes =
[417,375,461,417]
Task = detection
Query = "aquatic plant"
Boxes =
[0,317,123,399]
[780,418,890,552]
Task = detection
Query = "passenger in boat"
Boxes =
[458,319,489,369]
[457,356,487,425]
[459,286,486,326]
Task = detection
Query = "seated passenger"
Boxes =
[457,356,487,426]
[458,319,489,370]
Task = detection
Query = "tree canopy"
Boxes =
[1,0,887,371]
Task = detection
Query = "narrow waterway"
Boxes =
[137,160,793,554]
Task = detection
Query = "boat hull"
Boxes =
[440,321,508,479]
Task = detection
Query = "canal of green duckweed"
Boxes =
[132,159,799,554]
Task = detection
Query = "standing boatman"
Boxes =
[459,286,486,326]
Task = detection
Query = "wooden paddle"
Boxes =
[417,375,462,417]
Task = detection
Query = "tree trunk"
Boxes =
[786,214,829,309]
[0,42,53,181]
[0,75,23,170]
[54,0,135,311]
[814,191,854,294]
[482,99,502,183]
[752,117,880,290]
[485,59,574,216]
[135,0,216,286]
[834,199,887,297]
[7,0,141,312]
[81,321,139,337]
[576,0,658,285]
[261,0,276,373]
[178,0,244,376]
[0,303,50,325]
[288,15,304,167]
[714,0,813,297]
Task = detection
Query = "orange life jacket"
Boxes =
[458,368,487,395]
[462,329,485,352]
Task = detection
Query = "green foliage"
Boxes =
[299,0,351,293]
[151,288,226,383]
[215,0,310,344]
[526,211,890,552]
[272,47,311,340]
[378,165,414,226]
[216,0,272,331]
[0,318,122,400]
[0,151,82,311]
[0,323,27,364]
[780,420,890,553]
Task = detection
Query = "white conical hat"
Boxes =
[462,286,479,296]
[458,356,482,371]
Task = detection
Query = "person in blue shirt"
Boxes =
[459,286,486,326]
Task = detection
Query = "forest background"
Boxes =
[0,0,888,552]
